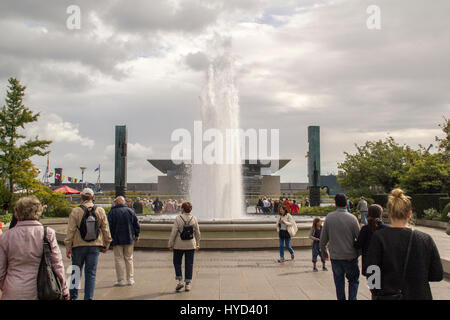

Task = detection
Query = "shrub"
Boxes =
[372,194,389,208]
[0,213,12,224]
[423,208,441,221]
[439,197,450,213]
[410,193,448,219]
[298,205,336,216]
[44,206,73,218]
[441,203,450,222]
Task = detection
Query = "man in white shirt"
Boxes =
[262,198,270,213]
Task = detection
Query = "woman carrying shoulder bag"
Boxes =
[168,202,201,292]
[0,197,69,300]
[276,205,297,263]
[366,189,443,300]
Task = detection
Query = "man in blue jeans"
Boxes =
[64,188,112,300]
[320,193,361,300]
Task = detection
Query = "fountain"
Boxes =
[189,41,244,221]
[51,39,317,249]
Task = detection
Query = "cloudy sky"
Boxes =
[1,0,449,184]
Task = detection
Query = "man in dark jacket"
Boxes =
[108,196,140,286]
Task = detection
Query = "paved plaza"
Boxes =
[61,225,450,300]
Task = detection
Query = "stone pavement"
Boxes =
[60,239,450,300]
[415,225,450,260]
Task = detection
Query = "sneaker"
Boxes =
[127,279,135,286]
[114,280,127,286]
[322,267,328,271]
[313,268,318,272]
[291,253,295,260]
[185,283,191,291]
[277,258,285,263]
[175,282,184,292]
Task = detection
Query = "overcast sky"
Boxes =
[1,0,449,184]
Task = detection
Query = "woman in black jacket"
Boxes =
[365,189,443,300]
[354,204,388,276]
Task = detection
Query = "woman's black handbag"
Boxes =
[372,230,414,300]
[37,226,63,300]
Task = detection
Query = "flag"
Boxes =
[74,178,78,183]
[68,177,72,182]
[62,175,65,181]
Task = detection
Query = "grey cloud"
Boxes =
[185,52,209,71]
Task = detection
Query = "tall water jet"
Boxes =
[189,42,244,220]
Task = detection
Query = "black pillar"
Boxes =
[114,125,127,197]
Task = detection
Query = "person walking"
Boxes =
[108,196,141,287]
[291,200,299,215]
[256,198,263,213]
[309,217,327,272]
[357,197,369,225]
[262,198,271,213]
[320,193,361,300]
[366,189,443,300]
[168,202,201,292]
[64,188,112,300]
[354,204,388,277]
[126,198,134,209]
[132,197,144,214]
[283,198,291,213]
[0,197,69,300]
[153,197,163,214]
[276,205,297,263]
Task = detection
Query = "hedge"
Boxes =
[439,197,450,213]
[372,194,388,208]
[442,203,450,221]
[0,213,12,224]
[410,193,448,219]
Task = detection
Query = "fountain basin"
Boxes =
[48,218,315,249]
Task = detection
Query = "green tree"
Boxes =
[337,137,413,194]
[435,116,449,159]
[399,152,449,194]
[0,78,51,209]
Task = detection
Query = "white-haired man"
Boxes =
[108,196,140,286]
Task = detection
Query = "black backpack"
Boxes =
[78,205,100,242]
[37,226,63,300]
[179,215,194,240]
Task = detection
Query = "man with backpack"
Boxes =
[108,196,140,286]
[64,188,112,300]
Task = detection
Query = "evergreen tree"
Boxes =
[0,78,51,209]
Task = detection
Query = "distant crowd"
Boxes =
[121,197,184,214]
[256,197,309,214]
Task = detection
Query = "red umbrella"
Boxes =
[53,186,81,195]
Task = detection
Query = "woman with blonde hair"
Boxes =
[366,189,443,300]
[0,196,69,300]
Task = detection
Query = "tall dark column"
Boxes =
[308,126,321,206]
[114,125,127,197]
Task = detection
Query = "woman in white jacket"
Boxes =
[276,205,297,262]
[168,202,201,292]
